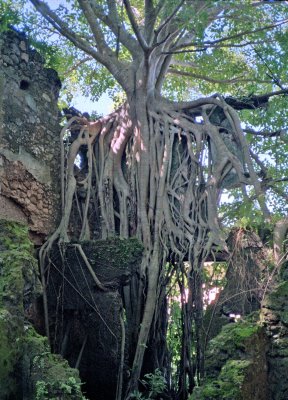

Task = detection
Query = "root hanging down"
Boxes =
[39,94,269,385]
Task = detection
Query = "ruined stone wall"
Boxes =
[261,280,288,399]
[0,29,61,241]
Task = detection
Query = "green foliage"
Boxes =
[220,194,265,230]
[191,316,262,400]
[21,325,86,399]
[0,0,23,32]
[191,360,251,400]
[35,381,49,400]
[35,376,85,400]
[0,221,37,310]
[0,221,37,398]
[131,369,167,400]
[0,309,22,398]
[209,319,260,352]
[10,1,288,217]
[32,350,85,399]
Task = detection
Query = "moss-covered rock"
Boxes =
[0,220,36,397]
[0,309,22,398]
[191,359,251,400]
[262,281,288,311]
[261,279,288,399]
[191,317,268,400]
[22,326,84,399]
[0,219,84,399]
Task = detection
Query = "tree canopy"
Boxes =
[6,0,288,219]
[3,1,288,399]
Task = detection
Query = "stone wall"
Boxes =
[47,238,143,400]
[0,29,61,241]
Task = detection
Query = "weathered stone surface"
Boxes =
[46,238,143,400]
[0,29,61,238]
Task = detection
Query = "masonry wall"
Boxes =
[0,29,61,241]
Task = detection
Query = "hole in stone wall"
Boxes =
[20,80,30,90]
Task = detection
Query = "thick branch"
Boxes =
[244,128,286,138]
[29,0,100,59]
[123,0,149,51]
[144,0,157,44]
[78,0,110,53]
[163,95,221,111]
[225,89,288,110]
[105,0,141,56]
[29,0,131,90]
[64,56,93,76]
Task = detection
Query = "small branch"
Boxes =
[170,17,288,53]
[271,177,288,184]
[168,68,271,85]
[78,0,109,53]
[64,56,93,76]
[106,0,140,56]
[244,128,285,137]
[250,150,268,178]
[164,38,274,54]
[154,0,184,37]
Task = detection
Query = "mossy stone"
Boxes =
[193,316,267,400]
[0,220,33,398]
[0,310,22,397]
[21,325,85,399]
[0,220,84,399]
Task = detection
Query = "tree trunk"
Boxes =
[42,84,263,398]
